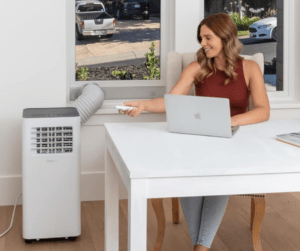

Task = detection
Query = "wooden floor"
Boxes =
[1,193,300,251]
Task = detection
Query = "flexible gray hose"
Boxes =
[72,83,105,124]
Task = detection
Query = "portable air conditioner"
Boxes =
[22,107,81,243]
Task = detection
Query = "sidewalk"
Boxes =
[239,35,250,39]
[76,35,249,68]
[76,48,160,67]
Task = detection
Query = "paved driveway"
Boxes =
[240,37,277,63]
[76,16,161,60]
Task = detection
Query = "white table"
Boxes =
[104,119,300,251]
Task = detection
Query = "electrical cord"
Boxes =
[0,193,22,238]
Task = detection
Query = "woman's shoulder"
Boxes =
[186,61,201,77]
[241,58,260,69]
[187,61,201,69]
[241,59,261,75]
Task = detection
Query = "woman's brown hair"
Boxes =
[195,13,244,85]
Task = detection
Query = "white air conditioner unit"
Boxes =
[22,107,81,243]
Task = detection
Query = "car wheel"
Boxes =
[102,34,113,38]
[271,27,277,41]
[76,25,84,41]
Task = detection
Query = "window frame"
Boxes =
[267,0,295,101]
[67,0,173,103]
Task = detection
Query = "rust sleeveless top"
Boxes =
[194,59,250,117]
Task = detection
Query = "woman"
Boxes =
[119,13,270,251]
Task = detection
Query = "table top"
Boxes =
[104,119,300,179]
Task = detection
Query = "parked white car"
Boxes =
[76,1,116,40]
[248,17,277,41]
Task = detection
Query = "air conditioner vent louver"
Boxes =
[31,127,73,154]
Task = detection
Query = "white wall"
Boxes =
[175,0,203,53]
[0,0,68,206]
[0,0,300,206]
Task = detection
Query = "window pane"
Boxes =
[204,0,283,92]
[75,0,161,82]
[78,4,104,12]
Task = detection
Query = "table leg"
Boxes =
[128,179,147,251]
[105,148,119,251]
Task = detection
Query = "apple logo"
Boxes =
[194,112,201,119]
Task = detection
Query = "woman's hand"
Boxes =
[231,117,237,126]
[118,100,145,117]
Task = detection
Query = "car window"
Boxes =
[78,4,104,12]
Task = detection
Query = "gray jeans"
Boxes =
[179,195,229,248]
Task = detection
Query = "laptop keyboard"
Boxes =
[231,126,239,134]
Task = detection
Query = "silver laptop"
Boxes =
[164,94,239,138]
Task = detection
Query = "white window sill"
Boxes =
[269,99,300,109]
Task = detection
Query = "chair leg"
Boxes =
[172,198,180,224]
[152,198,166,251]
[250,197,266,251]
[251,197,255,230]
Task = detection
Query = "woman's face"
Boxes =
[200,25,224,59]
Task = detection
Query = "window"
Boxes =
[67,0,295,104]
[68,0,173,101]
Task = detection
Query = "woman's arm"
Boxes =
[122,61,201,116]
[231,60,270,126]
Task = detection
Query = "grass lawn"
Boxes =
[238,30,249,37]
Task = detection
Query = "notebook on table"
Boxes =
[164,94,239,138]
[276,132,300,147]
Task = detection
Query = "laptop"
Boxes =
[164,94,239,138]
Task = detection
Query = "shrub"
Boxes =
[112,70,127,78]
[144,41,160,80]
[76,66,88,81]
[264,7,277,18]
[230,12,260,31]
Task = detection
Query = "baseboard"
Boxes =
[0,175,23,207]
[0,172,128,207]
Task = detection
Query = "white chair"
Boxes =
[151,52,266,251]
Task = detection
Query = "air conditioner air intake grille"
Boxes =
[31,127,73,154]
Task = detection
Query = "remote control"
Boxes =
[115,105,136,111]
